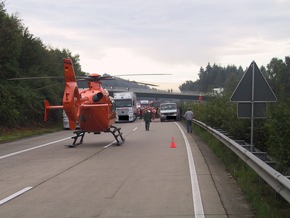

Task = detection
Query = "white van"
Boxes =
[159,103,179,122]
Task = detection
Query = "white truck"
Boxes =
[113,92,137,122]
[159,102,179,122]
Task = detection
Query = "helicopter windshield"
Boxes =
[115,99,132,107]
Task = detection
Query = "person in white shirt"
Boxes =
[184,108,194,133]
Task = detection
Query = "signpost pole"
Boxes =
[250,63,255,152]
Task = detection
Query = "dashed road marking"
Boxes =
[0,187,33,205]
[0,137,71,160]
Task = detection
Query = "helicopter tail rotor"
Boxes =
[43,58,80,129]
[63,58,80,129]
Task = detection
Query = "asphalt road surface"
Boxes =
[0,119,253,218]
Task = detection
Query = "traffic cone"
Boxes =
[170,137,176,148]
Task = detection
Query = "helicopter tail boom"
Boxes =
[44,100,63,122]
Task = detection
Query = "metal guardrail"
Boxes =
[192,119,290,203]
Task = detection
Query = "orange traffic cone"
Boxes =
[170,137,176,148]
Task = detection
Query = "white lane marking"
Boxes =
[103,141,116,149]
[103,125,138,149]
[175,122,205,218]
[0,137,72,160]
[0,186,33,205]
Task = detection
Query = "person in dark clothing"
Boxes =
[143,110,152,131]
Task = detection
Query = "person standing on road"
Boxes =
[184,108,194,133]
[144,110,152,131]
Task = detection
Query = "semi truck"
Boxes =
[113,92,137,122]
[159,102,179,122]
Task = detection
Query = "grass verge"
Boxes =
[192,124,290,218]
[0,124,63,143]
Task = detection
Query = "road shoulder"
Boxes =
[189,127,255,217]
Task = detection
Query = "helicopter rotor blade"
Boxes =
[130,81,159,87]
[108,73,172,87]
[98,75,114,80]
[107,73,172,87]
[7,76,64,81]
[8,73,167,87]
[34,82,65,90]
[111,73,172,77]
[76,75,114,82]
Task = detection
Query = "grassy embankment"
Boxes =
[0,124,63,143]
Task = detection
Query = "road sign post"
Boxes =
[230,61,277,152]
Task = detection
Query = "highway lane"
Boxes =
[0,120,253,217]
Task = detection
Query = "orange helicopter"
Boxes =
[44,58,124,147]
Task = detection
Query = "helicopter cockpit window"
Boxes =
[115,99,132,107]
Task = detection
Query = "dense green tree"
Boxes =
[266,57,290,102]
[265,57,290,173]
[0,3,85,129]
[178,80,198,91]
[0,3,23,79]
[179,63,243,93]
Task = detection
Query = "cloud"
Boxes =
[5,0,290,90]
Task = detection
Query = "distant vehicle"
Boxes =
[213,87,224,95]
[159,102,179,122]
[139,100,151,118]
[63,110,70,129]
[138,99,160,119]
[139,100,150,108]
[113,92,137,122]
[63,110,80,129]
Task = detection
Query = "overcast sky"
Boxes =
[4,0,290,90]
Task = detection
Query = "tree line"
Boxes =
[0,2,85,129]
[179,64,245,93]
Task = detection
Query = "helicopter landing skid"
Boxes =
[70,130,85,147]
[69,126,124,148]
[105,125,125,145]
